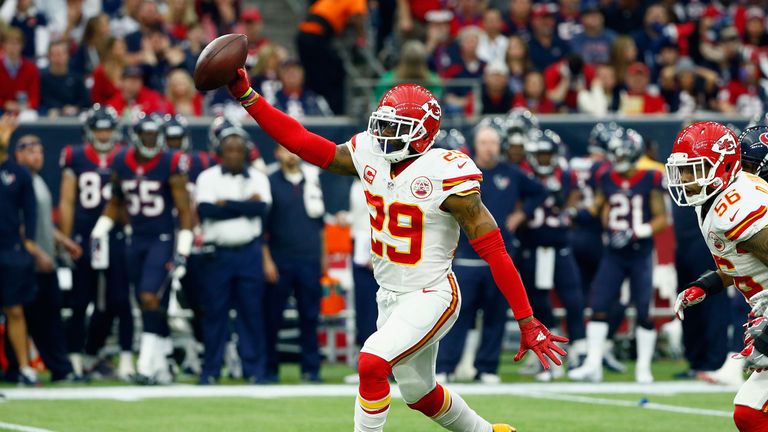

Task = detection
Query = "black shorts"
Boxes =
[0,245,37,308]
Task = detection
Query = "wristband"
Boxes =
[634,223,653,239]
[91,215,115,238]
[688,270,725,295]
[176,229,194,257]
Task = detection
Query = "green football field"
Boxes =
[0,358,740,432]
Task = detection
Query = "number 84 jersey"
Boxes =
[697,172,768,302]
[345,133,482,293]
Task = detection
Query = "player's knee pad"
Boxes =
[734,405,768,432]
[358,352,392,401]
[407,384,446,417]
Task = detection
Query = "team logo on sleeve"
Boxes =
[411,176,433,199]
[0,171,15,186]
[708,231,725,252]
[364,165,377,185]
[493,174,510,190]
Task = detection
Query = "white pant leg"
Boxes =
[734,370,768,411]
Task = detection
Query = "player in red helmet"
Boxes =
[229,70,566,431]
[667,121,768,432]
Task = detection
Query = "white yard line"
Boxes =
[0,421,57,432]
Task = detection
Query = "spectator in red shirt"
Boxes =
[619,62,666,115]
[165,69,203,116]
[718,59,767,117]
[0,27,39,112]
[514,70,556,113]
[107,65,171,116]
[91,37,126,105]
[544,54,595,111]
[239,8,269,68]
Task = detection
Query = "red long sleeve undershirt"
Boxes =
[470,228,533,320]
[242,96,337,169]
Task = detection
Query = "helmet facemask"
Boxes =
[90,127,117,153]
[367,106,431,163]
[665,153,735,206]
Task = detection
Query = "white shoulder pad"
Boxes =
[711,173,768,242]
[429,149,483,196]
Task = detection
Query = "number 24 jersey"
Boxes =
[345,132,482,293]
[696,172,768,302]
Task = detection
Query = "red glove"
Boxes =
[673,286,706,320]
[514,318,568,370]
[228,68,253,100]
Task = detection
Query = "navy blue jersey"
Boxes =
[0,158,36,249]
[517,166,577,248]
[570,157,611,233]
[186,150,212,184]
[597,168,664,251]
[111,148,188,238]
[60,143,124,236]
[455,162,546,259]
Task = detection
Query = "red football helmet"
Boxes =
[666,121,741,206]
[367,84,442,163]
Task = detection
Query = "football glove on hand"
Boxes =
[171,254,187,281]
[608,229,633,249]
[740,317,768,372]
[228,67,253,100]
[749,291,768,318]
[514,318,569,370]
[673,286,707,320]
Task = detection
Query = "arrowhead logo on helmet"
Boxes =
[711,132,737,155]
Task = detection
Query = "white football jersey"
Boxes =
[696,172,768,303]
[345,132,482,292]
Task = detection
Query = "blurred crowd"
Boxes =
[1,0,768,118]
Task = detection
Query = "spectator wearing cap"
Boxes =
[577,63,620,115]
[7,0,49,64]
[505,35,533,94]
[12,134,80,383]
[504,0,532,41]
[717,59,767,117]
[106,65,171,116]
[70,14,111,76]
[481,62,514,114]
[449,0,483,37]
[196,122,272,384]
[165,0,197,40]
[477,8,508,65]
[443,26,485,115]
[165,69,203,116]
[263,145,328,383]
[528,3,570,71]
[0,28,40,112]
[544,54,595,111]
[40,40,89,116]
[619,62,666,114]
[297,0,367,114]
[124,0,164,65]
[631,4,672,72]
[375,40,442,103]
[274,60,333,117]
[91,37,126,105]
[569,2,616,65]
[743,7,768,53]
[424,9,455,77]
[239,8,269,69]
[513,70,556,113]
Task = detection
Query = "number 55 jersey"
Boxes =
[345,133,482,293]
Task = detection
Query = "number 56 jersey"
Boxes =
[345,133,482,293]
[696,172,768,302]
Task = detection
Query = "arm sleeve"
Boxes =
[222,200,268,218]
[197,202,241,220]
[241,96,337,169]
[21,172,37,241]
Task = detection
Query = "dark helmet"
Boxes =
[588,122,621,155]
[526,129,563,176]
[606,127,644,173]
[129,112,164,159]
[162,114,190,151]
[83,104,120,152]
[739,126,768,180]
[505,108,540,149]
[208,116,251,154]
[434,129,468,152]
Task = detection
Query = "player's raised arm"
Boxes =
[442,192,568,369]
[228,68,356,176]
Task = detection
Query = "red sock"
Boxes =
[734,405,768,432]
[407,384,451,418]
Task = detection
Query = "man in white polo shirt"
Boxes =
[195,120,271,384]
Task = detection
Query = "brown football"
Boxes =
[193,33,248,91]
